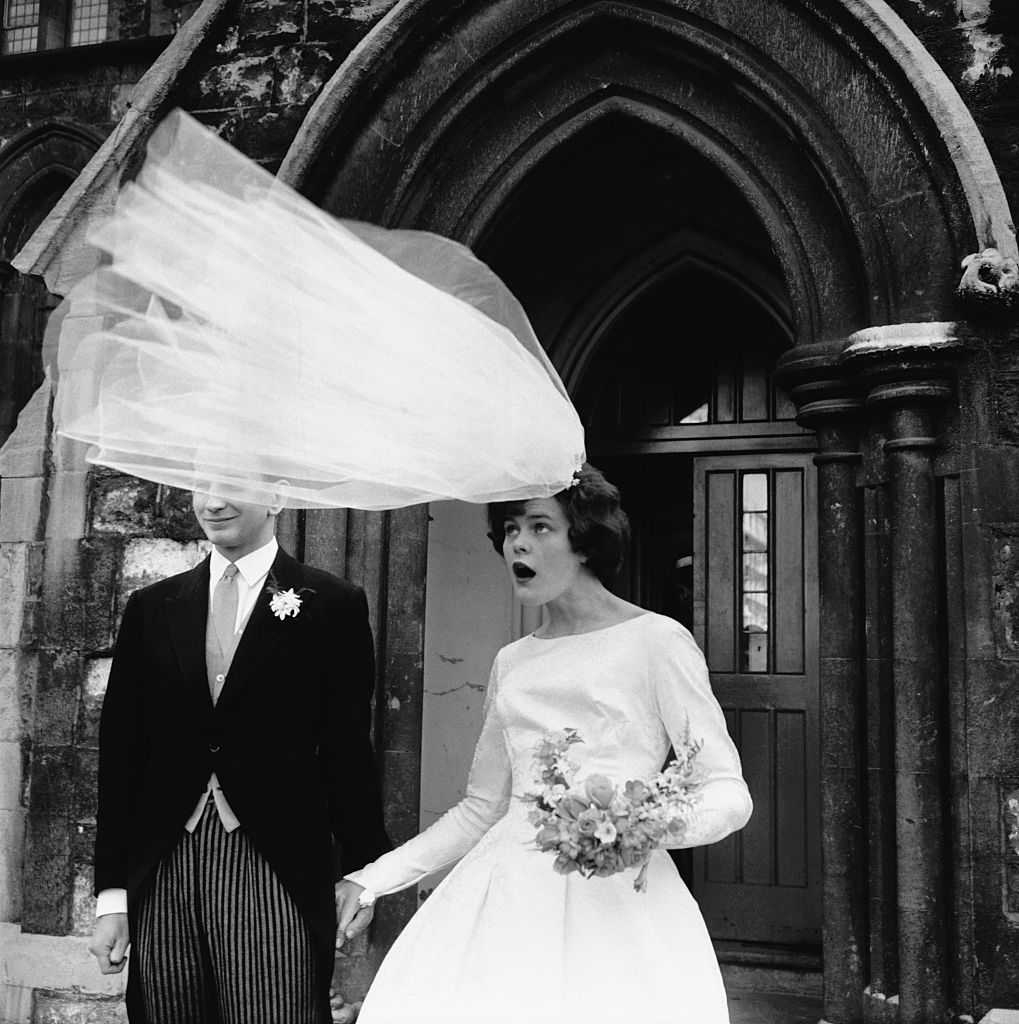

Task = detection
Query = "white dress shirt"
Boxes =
[96,538,279,918]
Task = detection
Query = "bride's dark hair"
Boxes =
[486,463,630,583]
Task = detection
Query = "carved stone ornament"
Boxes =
[956,247,1019,322]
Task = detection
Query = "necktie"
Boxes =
[213,563,240,653]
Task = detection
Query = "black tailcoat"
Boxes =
[93,547,392,1021]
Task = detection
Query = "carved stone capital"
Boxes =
[841,323,961,399]
[956,247,1019,324]
[774,341,863,466]
[841,323,962,451]
[774,340,862,425]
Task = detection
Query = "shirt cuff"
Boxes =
[342,871,378,906]
[96,888,128,917]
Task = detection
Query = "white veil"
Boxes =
[45,110,585,509]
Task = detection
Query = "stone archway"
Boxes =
[280,3,1016,1020]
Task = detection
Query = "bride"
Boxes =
[341,464,753,1024]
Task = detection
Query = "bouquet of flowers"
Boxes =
[524,727,703,892]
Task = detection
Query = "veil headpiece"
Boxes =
[46,110,585,510]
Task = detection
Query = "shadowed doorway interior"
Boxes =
[478,117,821,954]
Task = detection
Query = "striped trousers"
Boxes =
[135,801,321,1024]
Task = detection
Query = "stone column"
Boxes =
[776,343,867,1024]
[842,323,962,1024]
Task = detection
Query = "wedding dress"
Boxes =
[347,612,753,1024]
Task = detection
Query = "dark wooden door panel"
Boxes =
[692,454,820,946]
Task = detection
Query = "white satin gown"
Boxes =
[346,612,753,1024]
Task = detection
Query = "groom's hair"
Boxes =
[486,463,630,583]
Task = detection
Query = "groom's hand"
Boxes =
[90,913,130,974]
[335,880,375,948]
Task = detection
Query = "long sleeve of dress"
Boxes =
[649,620,753,849]
[345,661,511,897]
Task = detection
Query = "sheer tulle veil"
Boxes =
[44,109,586,509]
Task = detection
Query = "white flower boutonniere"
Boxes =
[265,572,315,621]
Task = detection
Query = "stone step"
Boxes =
[31,989,126,1024]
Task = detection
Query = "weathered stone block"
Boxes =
[71,748,98,826]
[274,45,337,107]
[973,448,1019,526]
[22,812,72,935]
[120,538,207,606]
[69,819,96,937]
[0,476,45,543]
[992,368,1019,444]
[150,0,201,36]
[0,543,29,648]
[238,0,303,49]
[23,86,113,126]
[0,379,50,478]
[32,989,127,1024]
[210,105,306,171]
[1004,784,1019,920]
[110,0,149,40]
[89,475,201,541]
[0,742,22,812]
[0,806,26,922]
[0,647,36,744]
[190,55,275,109]
[1,925,127,1022]
[77,660,110,750]
[40,539,121,652]
[33,653,82,749]
[27,747,75,821]
[45,468,89,544]
[89,478,157,537]
[306,0,394,47]
[993,532,1019,660]
[966,660,1019,777]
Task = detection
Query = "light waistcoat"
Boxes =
[184,538,278,832]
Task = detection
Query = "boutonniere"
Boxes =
[265,572,315,621]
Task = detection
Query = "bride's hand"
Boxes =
[335,880,376,947]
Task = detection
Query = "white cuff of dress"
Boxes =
[96,888,128,917]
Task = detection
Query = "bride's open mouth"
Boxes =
[512,562,536,580]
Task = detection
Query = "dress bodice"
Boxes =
[347,612,752,899]
[497,616,703,797]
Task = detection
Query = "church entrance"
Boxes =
[577,262,821,951]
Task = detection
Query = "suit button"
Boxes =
[209,744,220,753]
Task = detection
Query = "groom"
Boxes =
[88,483,391,1023]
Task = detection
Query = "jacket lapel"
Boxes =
[165,556,213,710]
[216,548,300,706]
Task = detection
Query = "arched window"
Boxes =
[2,0,109,53]
[0,122,101,446]
[0,172,70,444]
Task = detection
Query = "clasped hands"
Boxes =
[335,879,376,948]
[89,884,373,966]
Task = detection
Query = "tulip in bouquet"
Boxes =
[524,727,703,892]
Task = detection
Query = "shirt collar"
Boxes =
[209,537,279,588]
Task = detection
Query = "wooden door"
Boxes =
[691,453,820,946]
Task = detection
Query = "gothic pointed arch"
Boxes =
[281,0,1015,354]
